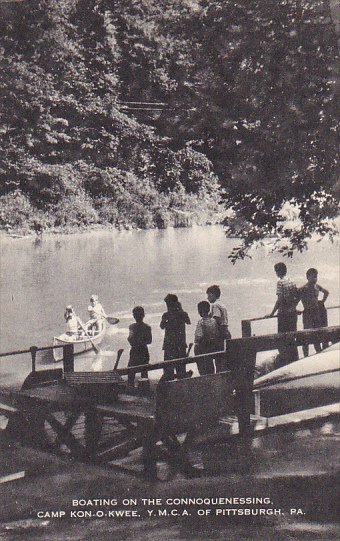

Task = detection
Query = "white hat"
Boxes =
[90,294,98,301]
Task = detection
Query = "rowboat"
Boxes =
[253,342,340,417]
[53,320,107,362]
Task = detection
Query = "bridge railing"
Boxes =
[0,326,339,438]
[0,319,339,377]
[241,305,339,337]
[0,344,75,373]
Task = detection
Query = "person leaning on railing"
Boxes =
[265,262,299,366]
[298,267,329,356]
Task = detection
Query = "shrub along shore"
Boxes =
[0,185,224,236]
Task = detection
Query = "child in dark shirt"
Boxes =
[160,294,191,380]
[298,268,329,356]
[128,306,152,387]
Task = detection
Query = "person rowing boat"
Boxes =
[53,299,119,362]
[87,294,107,333]
[54,304,106,362]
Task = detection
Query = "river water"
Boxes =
[0,226,339,388]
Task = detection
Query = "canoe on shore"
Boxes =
[53,321,106,362]
[253,342,340,417]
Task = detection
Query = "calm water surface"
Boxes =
[0,226,338,388]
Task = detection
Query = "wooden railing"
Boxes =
[0,343,75,373]
[0,323,339,377]
[241,305,339,337]
[0,325,339,438]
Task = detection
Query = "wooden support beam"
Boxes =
[45,412,87,460]
[63,344,74,373]
[241,319,252,338]
[30,346,37,372]
[98,436,141,463]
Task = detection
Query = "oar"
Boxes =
[74,313,100,354]
[104,315,120,325]
[92,311,119,325]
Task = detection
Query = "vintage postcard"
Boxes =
[0,1,339,540]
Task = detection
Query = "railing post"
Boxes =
[227,341,257,440]
[241,320,252,338]
[63,344,74,373]
[30,346,38,372]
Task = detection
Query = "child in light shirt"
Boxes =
[194,301,219,375]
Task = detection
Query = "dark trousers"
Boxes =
[277,312,298,367]
[302,309,322,357]
[318,301,329,350]
[128,347,149,387]
[161,345,188,381]
[195,337,229,375]
[194,344,215,375]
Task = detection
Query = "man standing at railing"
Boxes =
[266,262,299,366]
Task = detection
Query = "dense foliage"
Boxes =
[0,0,338,256]
[0,0,222,232]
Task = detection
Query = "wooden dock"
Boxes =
[0,324,339,478]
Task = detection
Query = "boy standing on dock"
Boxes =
[298,268,329,356]
[194,301,219,375]
[266,263,299,366]
[160,294,191,380]
[206,285,230,372]
[127,306,152,388]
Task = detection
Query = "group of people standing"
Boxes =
[64,262,330,386]
[266,263,329,366]
[127,285,229,386]
[127,264,330,384]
